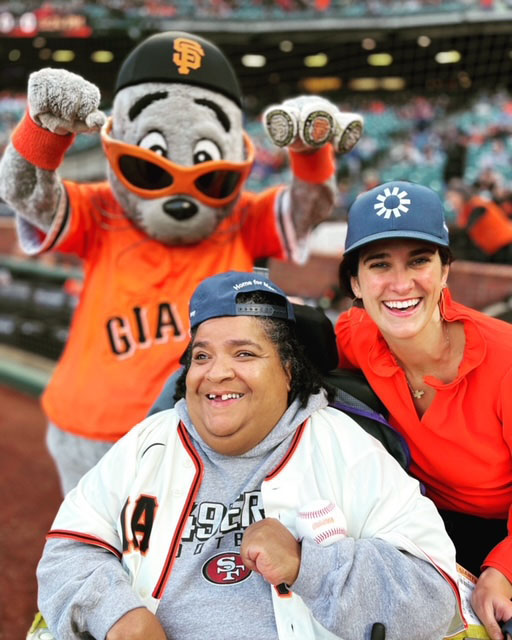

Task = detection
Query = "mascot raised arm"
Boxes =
[0,31,363,495]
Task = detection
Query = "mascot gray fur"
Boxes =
[0,31,363,497]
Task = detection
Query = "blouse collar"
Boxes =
[366,288,487,385]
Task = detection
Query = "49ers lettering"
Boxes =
[106,302,185,358]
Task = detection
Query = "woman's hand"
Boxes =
[472,567,512,640]
[106,607,167,640]
[241,518,301,587]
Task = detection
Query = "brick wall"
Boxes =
[447,260,512,310]
[0,219,20,255]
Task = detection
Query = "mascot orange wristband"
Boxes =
[12,111,76,171]
[289,144,335,184]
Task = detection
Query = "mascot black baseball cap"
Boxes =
[344,180,450,255]
[189,271,295,330]
[115,31,242,107]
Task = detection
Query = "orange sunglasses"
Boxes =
[101,117,255,207]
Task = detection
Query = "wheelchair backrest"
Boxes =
[294,303,411,472]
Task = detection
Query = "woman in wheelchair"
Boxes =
[36,271,463,639]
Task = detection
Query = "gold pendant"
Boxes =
[412,389,425,399]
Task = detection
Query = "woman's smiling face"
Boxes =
[185,315,291,456]
[350,238,449,341]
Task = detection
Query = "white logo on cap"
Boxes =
[374,186,411,219]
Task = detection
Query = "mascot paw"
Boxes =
[27,68,106,135]
[263,96,363,155]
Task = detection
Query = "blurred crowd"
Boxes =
[2,87,512,265]
[246,91,512,228]
[1,0,508,21]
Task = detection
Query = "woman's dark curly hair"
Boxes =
[174,291,334,408]
[338,244,454,300]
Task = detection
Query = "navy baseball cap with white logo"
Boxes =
[189,271,295,330]
[344,181,450,255]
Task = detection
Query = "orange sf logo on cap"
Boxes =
[172,37,205,75]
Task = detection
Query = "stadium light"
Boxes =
[241,54,266,68]
[380,77,406,90]
[349,77,379,91]
[362,38,376,50]
[300,77,342,92]
[52,50,75,62]
[304,53,328,68]
[435,50,461,64]
[367,53,393,66]
[417,35,431,47]
[349,77,404,91]
[91,50,114,63]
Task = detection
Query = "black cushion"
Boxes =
[292,303,338,374]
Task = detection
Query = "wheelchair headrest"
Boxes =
[293,303,386,417]
[292,303,339,374]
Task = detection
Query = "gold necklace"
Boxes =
[406,379,425,399]
[402,321,451,401]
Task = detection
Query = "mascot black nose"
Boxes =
[163,198,198,221]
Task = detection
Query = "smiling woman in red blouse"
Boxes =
[336,180,512,640]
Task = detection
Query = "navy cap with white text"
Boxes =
[189,271,295,330]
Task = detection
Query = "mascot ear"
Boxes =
[114,31,242,108]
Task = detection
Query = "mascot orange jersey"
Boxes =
[1,30,362,457]
[41,180,288,440]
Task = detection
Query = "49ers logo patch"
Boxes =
[202,552,252,585]
[173,37,205,75]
